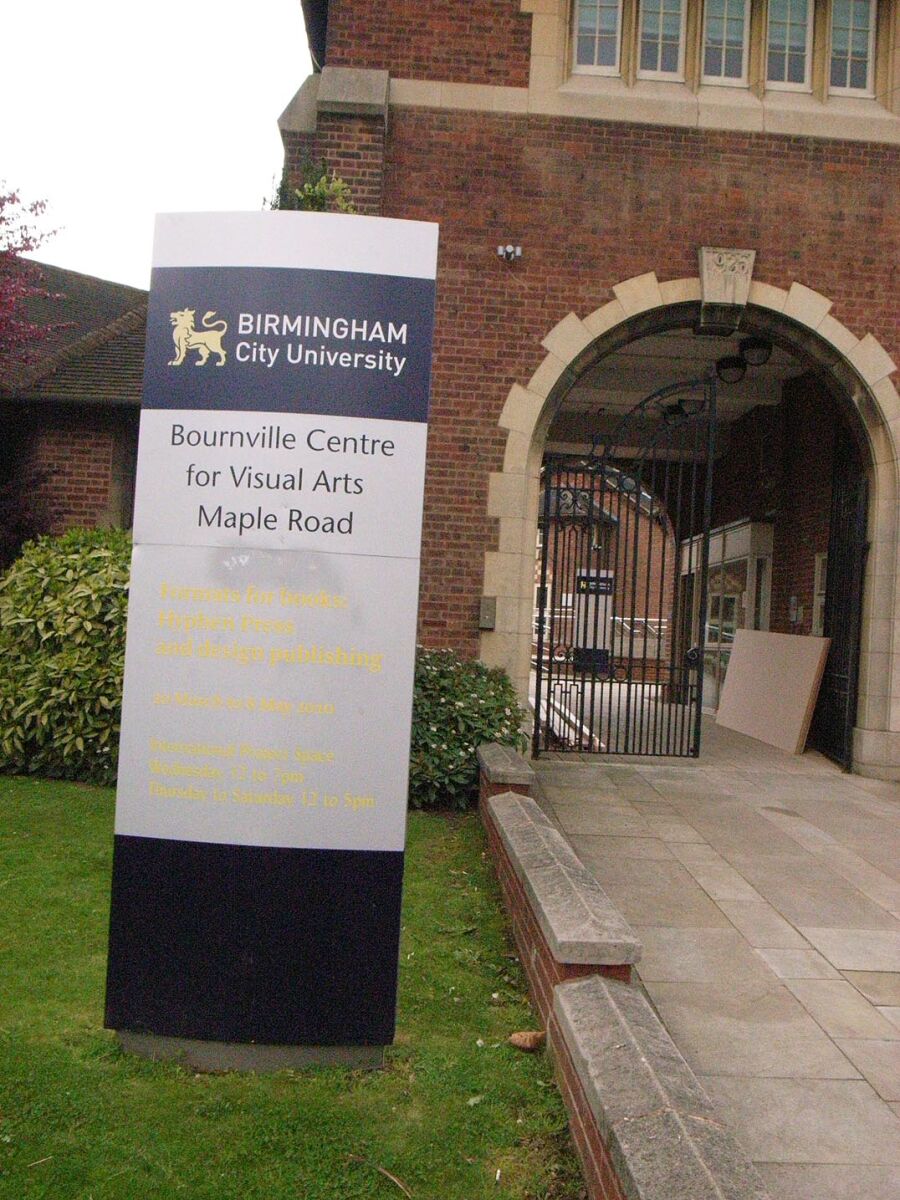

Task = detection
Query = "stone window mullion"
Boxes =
[874,0,896,110]
[749,0,770,96]
[684,0,705,90]
[811,0,831,100]
[623,0,640,83]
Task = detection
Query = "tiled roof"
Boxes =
[0,261,147,404]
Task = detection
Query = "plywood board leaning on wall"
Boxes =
[715,630,831,755]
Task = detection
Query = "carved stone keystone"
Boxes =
[698,247,757,334]
[699,247,756,308]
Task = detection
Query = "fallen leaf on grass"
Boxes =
[508,1030,546,1052]
[347,1154,413,1198]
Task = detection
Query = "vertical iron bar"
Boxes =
[623,455,646,755]
[585,465,600,747]
[639,451,657,756]
[615,465,631,753]
[668,450,687,757]
[547,463,563,752]
[604,465,617,755]
[692,375,718,758]
[532,461,553,757]
[680,417,700,755]
[655,449,673,756]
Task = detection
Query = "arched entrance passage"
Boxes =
[481,274,899,776]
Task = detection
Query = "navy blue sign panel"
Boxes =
[144,267,435,421]
[106,838,403,1045]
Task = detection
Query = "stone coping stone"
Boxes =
[486,790,640,966]
[477,742,536,787]
[555,976,771,1200]
[317,66,390,120]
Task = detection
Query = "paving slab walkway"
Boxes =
[533,720,900,1200]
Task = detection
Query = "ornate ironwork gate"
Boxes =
[533,376,717,757]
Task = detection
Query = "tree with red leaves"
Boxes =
[0,185,56,365]
[0,185,58,567]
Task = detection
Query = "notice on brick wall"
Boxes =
[105,211,438,1049]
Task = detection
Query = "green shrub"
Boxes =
[0,527,130,786]
[409,647,527,811]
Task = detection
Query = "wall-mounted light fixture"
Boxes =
[660,395,705,422]
[497,244,522,262]
[715,354,747,384]
[739,336,772,366]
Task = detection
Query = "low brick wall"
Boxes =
[481,796,633,1024]
[476,746,769,1200]
[554,977,771,1200]
[477,741,535,807]
[549,1005,628,1200]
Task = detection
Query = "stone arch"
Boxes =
[480,272,900,776]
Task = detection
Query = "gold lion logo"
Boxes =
[168,309,228,367]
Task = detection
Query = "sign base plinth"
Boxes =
[117,1031,384,1073]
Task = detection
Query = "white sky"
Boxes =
[1,0,311,289]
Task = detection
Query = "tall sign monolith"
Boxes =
[105,211,438,1066]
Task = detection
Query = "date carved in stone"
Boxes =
[699,247,757,307]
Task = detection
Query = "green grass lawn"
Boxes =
[0,777,582,1199]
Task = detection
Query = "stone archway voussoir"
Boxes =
[612,271,664,316]
[659,278,702,305]
[500,383,547,436]
[872,378,900,426]
[541,312,595,362]
[783,282,834,329]
[748,281,789,311]
[817,314,860,357]
[584,298,629,337]
[527,352,570,399]
[847,334,898,389]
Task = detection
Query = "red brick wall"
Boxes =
[301,104,897,654]
[28,424,114,532]
[480,798,631,1200]
[711,378,851,635]
[710,404,784,529]
[481,800,631,1027]
[315,114,386,215]
[282,115,386,217]
[325,0,532,87]
[770,382,843,634]
[398,112,898,652]
[549,1008,628,1200]
[4,405,138,535]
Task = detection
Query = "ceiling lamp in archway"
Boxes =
[740,336,773,366]
[716,355,747,384]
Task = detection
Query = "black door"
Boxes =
[809,434,868,768]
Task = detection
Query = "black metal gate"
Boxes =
[809,433,868,768]
[533,376,717,757]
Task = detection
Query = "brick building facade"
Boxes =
[280,0,899,775]
[0,264,145,565]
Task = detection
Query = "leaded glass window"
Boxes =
[639,0,686,77]
[830,0,876,92]
[703,0,751,83]
[767,0,813,87]
[575,0,623,73]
